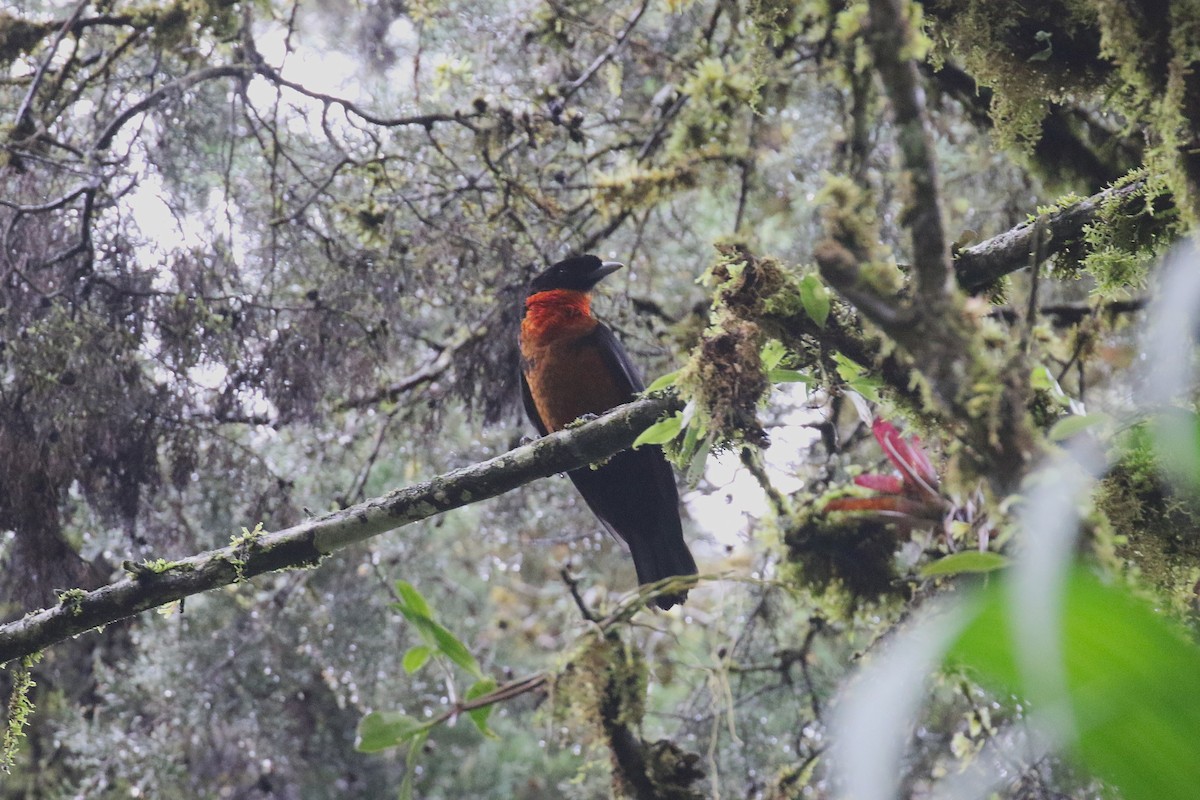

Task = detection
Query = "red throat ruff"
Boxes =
[521,289,594,345]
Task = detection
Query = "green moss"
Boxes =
[2,654,41,774]
[675,245,786,449]
[551,630,647,739]
[929,0,1200,223]
[227,522,266,582]
[925,0,1106,152]
[593,162,699,215]
[779,500,908,604]
[1082,180,1178,293]
[667,55,762,153]
[1096,429,1200,620]
[55,588,86,615]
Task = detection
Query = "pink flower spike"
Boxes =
[854,473,905,494]
[906,435,938,487]
[872,418,940,495]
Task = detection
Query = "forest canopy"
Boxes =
[2,0,1200,797]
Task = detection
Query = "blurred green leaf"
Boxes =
[919,551,1009,577]
[1151,409,1200,494]
[633,413,683,447]
[1047,412,1111,442]
[465,678,499,738]
[948,568,1200,800]
[800,273,831,328]
[834,354,882,402]
[402,645,433,674]
[357,711,431,753]
[400,731,429,800]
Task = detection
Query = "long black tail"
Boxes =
[568,446,697,609]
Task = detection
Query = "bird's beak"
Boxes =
[595,261,624,280]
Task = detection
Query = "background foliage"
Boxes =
[2,0,1198,797]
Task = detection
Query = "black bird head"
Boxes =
[529,255,623,295]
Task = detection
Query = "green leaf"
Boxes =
[633,413,683,447]
[919,551,1009,578]
[800,273,831,328]
[948,568,1200,800]
[1030,364,1065,398]
[429,623,483,679]
[685,433,710,488]
[394,580,433,619]
[357,711,431,753]
[393,581,483,679]
[767,368,813,385]
[834,352,865,382]
[834,355,883,402]
[644,368,681,393]
[1048,412,1111,442]
[760,339,788,371]
[679,410,702,459]
[402,645,433,674]
[464,678,499,737]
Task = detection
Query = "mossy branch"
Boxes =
[865,0,954,305]
[811,0,1043,493]
[0,394,681,667]
[955,178,1154,292]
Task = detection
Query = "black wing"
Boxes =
[569,322,696,609]
[519,370,550,437]
[580,321,645,395]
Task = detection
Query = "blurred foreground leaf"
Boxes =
[948,568,1200,800]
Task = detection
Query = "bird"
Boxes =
[519,254,698,609]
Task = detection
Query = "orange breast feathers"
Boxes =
[520,290,631,432]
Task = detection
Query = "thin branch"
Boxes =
[561,0,651,101]
[246,47,481,132]
[11,0,90,145]
[427,672,549,728]
[987,297,1147,326]
[93,64,253,151]
[0,393,680,666]
[1020,218,1047,355]
[336,328,483,411]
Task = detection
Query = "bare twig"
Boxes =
[1020,218,1047,355]
[246,48,481,132]
[93,65,253,151]
[11,0,90,145]
[561,567,600,623]
[561,0,651,101]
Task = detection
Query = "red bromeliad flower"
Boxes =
[824,419,949,521]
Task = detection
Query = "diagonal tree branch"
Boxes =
[0,394,681,666]
[954,177,1154,292]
